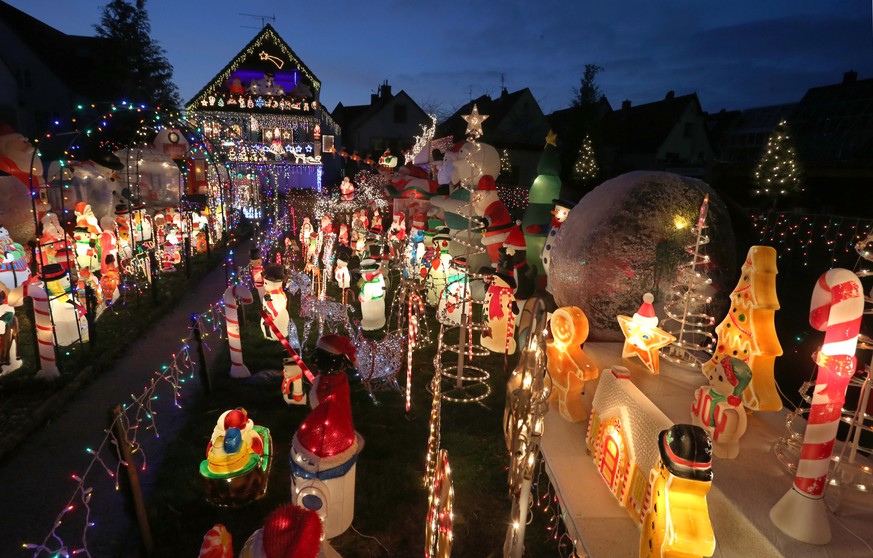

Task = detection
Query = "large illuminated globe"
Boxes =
[549,171,737,341]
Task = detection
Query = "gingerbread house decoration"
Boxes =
[585,367,673,524]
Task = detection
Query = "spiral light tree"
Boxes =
[662,194,716,368]
[770,268,863,545]
[434,105,492,403]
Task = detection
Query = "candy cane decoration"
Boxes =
[8,282,59,379]
[223,285,253,378]
[770,268,863,545]
[260,308,315,383]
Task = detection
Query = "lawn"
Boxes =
[147,277,566,557]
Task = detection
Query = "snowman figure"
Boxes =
[0,225,30,290]
[42,263,88,346]
[481,263,517,355]
[261,265,289,342]
[437,256,469,326]
[290,390,363,539]
[358,259,386,331]
[335,252,351,290]
[425,228,452,306]
[691,357,753,459]
[541,198,575,291]
[282,357,307,406]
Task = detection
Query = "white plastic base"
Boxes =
[770,487,831,545]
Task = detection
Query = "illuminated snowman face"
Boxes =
[553,205,571,223]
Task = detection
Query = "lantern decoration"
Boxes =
[290,390,364,539]
[640,424,715,558]
[198,524,233,558]
[546,306,598,422]
[425,449,454,558]
[704,246,783,411]
[223,284,254,378]
[359,258,386,331]
[261,264,289,342]
[503,300,549,558]
[7,282,58,378]
[770,268,863,545]
[617,293,676,375]
[691,357,752,459]
[200,408,272,507]
[239,504,325,558]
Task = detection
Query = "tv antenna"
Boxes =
[240,13,276,29]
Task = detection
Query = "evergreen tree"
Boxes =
[572,64,604,107]
[94,0,180,110]
[572,134,598,184]
[752,119,803,207]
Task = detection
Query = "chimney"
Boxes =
[370,92,379,104]
[843,70,858,84]
[380,80,392,99]
[665,90,675,100]
[622,99,632,110]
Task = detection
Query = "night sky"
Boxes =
[7,0,873,116]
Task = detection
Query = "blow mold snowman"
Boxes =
[290,389,363,539]
[261,264,289,342]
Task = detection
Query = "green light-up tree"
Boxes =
[752,119,803,209]
[573,134,598,185]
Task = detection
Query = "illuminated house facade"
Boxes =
[185,24,340,205]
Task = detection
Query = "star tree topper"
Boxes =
[462,104,488,139]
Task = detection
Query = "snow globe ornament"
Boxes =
[546,306,598,422]
[290,392,364,539]
[358,259,386,331]
[200,408,272,507]
[691,357,752,459]
[261,264,289,342]
[549,171,736,340]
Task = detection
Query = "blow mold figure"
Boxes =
[261,264,289,342]
[691,357,752,459]
[640,424,715,558]
[547,306,599,422]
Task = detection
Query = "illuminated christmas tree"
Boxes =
[752,119,803,207]
[500,148,513,178]
[572,134,598,184]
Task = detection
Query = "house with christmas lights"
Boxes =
[331,81,430,162]
[184,24,340,202]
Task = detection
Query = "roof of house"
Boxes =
[333,89,426,133]
[0,0,109,99]
[437,88,544,147]
[602,92,702,154]
[186,23,321,111]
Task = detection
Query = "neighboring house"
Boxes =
[599,91,714,179]
[438,88,550,188]
[0,0,108,136]
[331,81,430,161]
[185,24,340,193]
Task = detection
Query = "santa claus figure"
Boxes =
[369,209,383,235]
[38,213,73,273]
[0,124,43,244]
[338,223,349,247]
[388,212,407,243]
[339,176,355,201]
[299,217,314,247]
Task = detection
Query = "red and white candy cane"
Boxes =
[771,268,864,545]
[223,285,253,378]
[9,282,59,379]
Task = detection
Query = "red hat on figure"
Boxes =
[633,292,659,327]
[316,333,358,367]
[477,175,497,191]
[292,396,363,472]
[261,504,323,558]
[411,213,426,231]
[503,225,526,252]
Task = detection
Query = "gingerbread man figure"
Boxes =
[691,357,752,459]
[546,306,599,422]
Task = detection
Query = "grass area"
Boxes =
[147,277,564,557]
[0,235,241,449]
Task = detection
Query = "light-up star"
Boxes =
[545,129,558,147]
[617,315,676,375]
[462,104,489,139]
[258,50,285,69]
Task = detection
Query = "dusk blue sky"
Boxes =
[8,0,873,116]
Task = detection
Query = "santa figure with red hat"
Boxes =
[339,176,355,201]
[290,381,364,539]
[386,212,407,258]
